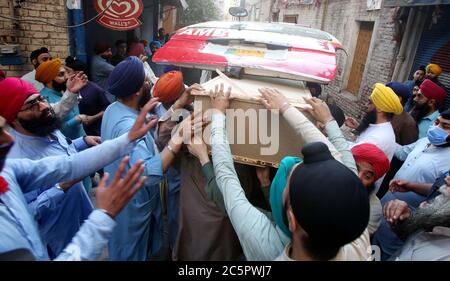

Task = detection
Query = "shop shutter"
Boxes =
[410,6,450,89]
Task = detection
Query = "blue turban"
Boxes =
[108,56,145,97]
[270,156,302,238]
[150,41,162,49]
[386,82,411,103]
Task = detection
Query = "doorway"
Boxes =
[347,21,374,95]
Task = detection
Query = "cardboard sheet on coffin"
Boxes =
[193,76,313,168]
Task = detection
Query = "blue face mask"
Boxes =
[427,126,449,146]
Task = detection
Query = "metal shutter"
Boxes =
[410,5,450,89]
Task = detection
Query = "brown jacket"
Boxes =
[391,111,419,145]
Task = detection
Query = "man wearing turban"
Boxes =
[0,75,110,258]
[150,70,204,259]
[344,83,403,194]
[0,77,163,260]
[386,82,418,145]
[373,108,450,260]
[425,63,449,111]
[101,56,193,261]
[404,65,426,112]
[410,79,446,138]
[90,42,115,96]
[36,59,89,141]
[184,86,384,261]
[21,47,52,92]
[20,47,80,121]
[348,84,403,158]
[148,40,165,77]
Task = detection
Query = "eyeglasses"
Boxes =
[19,96,47,112]
[412,93,424,98]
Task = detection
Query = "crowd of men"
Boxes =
[0,38,449,261]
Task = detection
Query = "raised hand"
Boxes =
[345,116,359,129]
[127,98,159,142]
[66,71,88,93]
[95,157,146,218]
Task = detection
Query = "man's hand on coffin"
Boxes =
[258,88,290,113]
[187,136,210,166]
[304,97,334,124]
[210,83,231,114]
[173,83,204,110]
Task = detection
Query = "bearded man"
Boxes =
[410,79,446,138]
[3,74,102,259]
[384,174,450,260]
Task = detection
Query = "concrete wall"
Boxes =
[276,0,400,118]
[246,0,273,22]
[0,0,69,77]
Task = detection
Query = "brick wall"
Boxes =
[0,0,69,77]
[276,0,400,119]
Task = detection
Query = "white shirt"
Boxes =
[21,69,44,92]
[394,227,450,261]
[275,229,371,261]
[355,122,397,161]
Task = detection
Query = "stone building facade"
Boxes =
[0,0,70,77]
[274,0,400,119]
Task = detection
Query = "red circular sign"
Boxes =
[94,0,144,31]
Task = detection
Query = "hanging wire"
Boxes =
[0,0,115,29]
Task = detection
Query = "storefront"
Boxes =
[410,5,450,88]
[68,0,184,65]
[385,0,450,88]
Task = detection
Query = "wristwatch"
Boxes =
[55,184,66,193]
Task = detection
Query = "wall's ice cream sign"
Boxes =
[95,0,143,31]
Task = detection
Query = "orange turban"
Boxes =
[426,64,442,76]
[153,71,184,103]
[35,59,62,84]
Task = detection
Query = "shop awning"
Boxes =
[384,0,450,7]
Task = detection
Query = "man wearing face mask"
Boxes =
[373,108,450,260]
